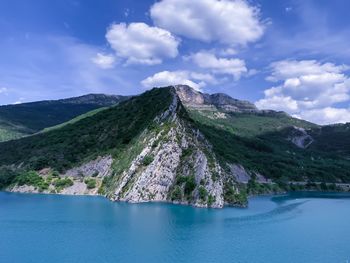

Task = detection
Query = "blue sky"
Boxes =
[0,0,350,124]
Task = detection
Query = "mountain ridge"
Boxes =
[0,93,129,142]
[0,86,349,208]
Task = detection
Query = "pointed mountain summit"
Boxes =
[0,86,349,207]
[175,85,258,113]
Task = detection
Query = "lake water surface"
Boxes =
[1,191,349,263]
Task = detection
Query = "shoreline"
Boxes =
[3,187,350,209]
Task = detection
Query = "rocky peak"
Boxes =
[174,85,258,113]
[174,85,209,105]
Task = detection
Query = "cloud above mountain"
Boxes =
[187,51,247,80]
[92,53,116,69]
[106,22,180,65]
[150,0,265,46]
[256,60,350,124]
[141,71,217,91]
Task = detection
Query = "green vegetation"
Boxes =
[0,94,127,142]
[223,182,248,205]
[189,109,350,183]
[43,107,108,132]
[14,171,49,192]
[53,177,73,189]
[142,154,154,166]
[1,86,349,203]
[0,167,18,189]
[170,186,182,201]
[84,178,97,189]
[0,88,173,178]
[207,195,216,206]
[184,176,196,196]
[198,186,208,201]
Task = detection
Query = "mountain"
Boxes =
[0,85,349,208]
[0,94,129,142]
[176,85,258,113]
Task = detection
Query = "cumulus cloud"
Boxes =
[0,87,8,94]
[0,35,135,105]
[106,22,180,65]
[92,53,116,69]
[296,107,350,125]
[188,51,247,80]
[150,0,265,46]
[256,60,350,124]
[141,71,217,91]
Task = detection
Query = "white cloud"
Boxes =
[0,87,8,94]
[141,71,216,91]
[150,0,265,46]
[297,107,350,125]
[92,53,116,69]
[256,60,350,124]
[256,95,298,113]
[106,22,180,65]
[189,51,247,80]
[267,60,348,82]
[0,35,134,105]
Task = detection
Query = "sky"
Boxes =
[0,0,350,125]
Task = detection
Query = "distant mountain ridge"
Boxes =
[0,93,129,142]
[26,93,128,106]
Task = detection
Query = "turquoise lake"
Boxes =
[0,191,349,263]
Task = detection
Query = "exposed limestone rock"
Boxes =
[229,164,251,183]
[7,86,244,208]
[110,91,230,208]
[113,94,183,203]
[289,126,314,149]
[175,85,258,113]
[64,156,113,178]
[10,185,38,193]
[8,177,101,196]
[61,180,100,195]
[228,164,271,184]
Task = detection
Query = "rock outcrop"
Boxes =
[175,85,258,113]
[289,126,314,149]
[110,90,228,208]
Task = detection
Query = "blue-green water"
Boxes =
[1,192,350,263]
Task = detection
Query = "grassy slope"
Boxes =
[189,109,350,183]
[42,107,109,132]
[0,95,127,142]
[0,88,172,174]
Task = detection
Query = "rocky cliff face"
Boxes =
[3,86,350,207]
[104,89,239,208]
[175,85,258,113]
[5,87,246,208]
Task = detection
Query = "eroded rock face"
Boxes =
[228,164,271,184]
[175,85,258,113]
[7,86,244,208]
[109,90,232,208]
[64,156,113,178]
[289,126,314,149]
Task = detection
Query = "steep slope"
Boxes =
[308,123,350,157]
[0,94,129,142]
[175,85,350,185]
[0,87,244,208]
[0,86,349,208]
